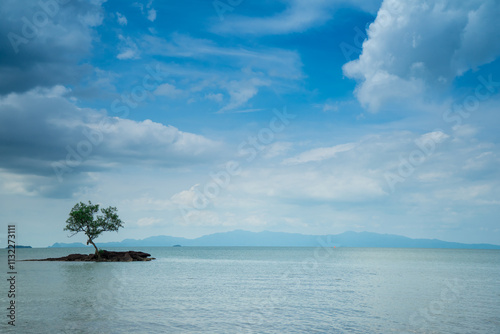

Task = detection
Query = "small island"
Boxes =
[26,201,155,262]
[25,250,154,262]
[5,245,32,249]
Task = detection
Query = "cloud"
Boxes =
[463,152,495,171]
[139,34,303,112]
[154,83,183,98]
[283,143,356,165]
[170,184,200,207]
[137,217,162,227]
[343,0,500,111]
[204,93,223,103]
[0,87,222,197]
[452,125,477,139]
[415,130,449,147]
[434,185,492,202]
[217,78,270,113]
[147,8,156,22]
[117,35,140,60]
[212,0,383,35]
[142,33,304,80]
[213,0,332,35]
[116,12,128,26]
[322,103,339,112]
[262,142,293,159]
[0,0,104,96]
[114,121,500,240]
[105,118,221,161]
[117,49,139,60]
[134,0,156,22]
[226,127,497,209]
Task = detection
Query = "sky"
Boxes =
[1,0,500,248]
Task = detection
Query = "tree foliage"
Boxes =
[64,201,123,257]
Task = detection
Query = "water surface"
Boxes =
[1,247,499,333]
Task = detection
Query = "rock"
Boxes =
[23,250,155,262]
[67,253,90,261]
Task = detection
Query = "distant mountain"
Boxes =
[48,230,500,249]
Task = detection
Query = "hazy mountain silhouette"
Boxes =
[49,230,500,249]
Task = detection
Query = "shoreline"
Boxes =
[22,250,155,262]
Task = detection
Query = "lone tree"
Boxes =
[64,201,123,258]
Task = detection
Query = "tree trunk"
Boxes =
[87,238,100,260]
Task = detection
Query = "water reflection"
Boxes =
[60,263,128,333]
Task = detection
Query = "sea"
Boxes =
[1,247,499,334]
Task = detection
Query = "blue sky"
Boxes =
[1,0,500,247]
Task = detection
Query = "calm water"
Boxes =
[1,247,499,333]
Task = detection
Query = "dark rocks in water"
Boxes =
[24,250,155,262]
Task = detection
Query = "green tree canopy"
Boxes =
[64,201,123,258]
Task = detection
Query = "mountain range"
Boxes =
[49,230,500,249]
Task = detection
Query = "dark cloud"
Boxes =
[0,87,222,197]
[0,0,103,95]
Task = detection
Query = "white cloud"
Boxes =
[78,11,104,27]
[322,102,339,112]
[463,152,495,171]
[417,172,450,182]
[452,124,477,138]
[170,184,201,207]
[343,0,500,111]
[198,128,500,226]
[124,34,306,112]
[117,35,140,60]
[349,70,426,112]
[177,210,227,227]
[147,8,157,22]
[142,34,304,79]
[434,185,492,202]
[283,143,356,165]
[213,0,332,35]
[0,170,39,196]
[205,93,223,103]
[416,130,449,146]
[116,12,128,26]
[137,217,162,227]
[134,0,157,22]
[262,142,293,159]
[154,83,183,98]
[117,49,139,60]
[217,78,269,113]
[137,33,303,112]
[106,118,220,159]
[233,167,386,203]
[212,0,382,35]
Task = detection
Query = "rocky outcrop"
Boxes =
[25,250,155,262]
